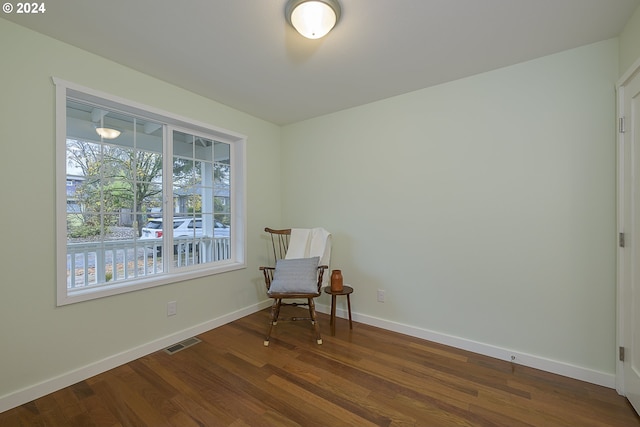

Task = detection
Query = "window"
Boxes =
[55,79,246,305]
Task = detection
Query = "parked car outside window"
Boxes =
[141,217,230,240]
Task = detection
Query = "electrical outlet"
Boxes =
[167,301,177,316]
[377,289,385,303]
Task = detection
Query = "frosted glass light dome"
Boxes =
[286,0,341,39]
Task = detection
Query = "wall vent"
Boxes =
[163,337,201,355]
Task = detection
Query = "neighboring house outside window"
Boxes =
[66,175,85,213]
[55,79,246,305]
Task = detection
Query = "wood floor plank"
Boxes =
[468,403,536,427]
[79,393,123,427]
[267,373,382,427]
[0,403,44,427]
[86,379,146,427]
[2,308,639,426]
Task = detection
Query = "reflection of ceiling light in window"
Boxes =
[95,127,121,139]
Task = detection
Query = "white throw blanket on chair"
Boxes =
[286,228,332,285]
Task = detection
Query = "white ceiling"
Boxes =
[4,0,639,125]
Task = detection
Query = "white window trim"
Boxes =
[54,77,247,306]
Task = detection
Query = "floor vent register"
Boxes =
[163,337,202,355]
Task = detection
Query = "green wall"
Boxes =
[282,39,619,377]
[620,4,640,75]
[0,18,281,404]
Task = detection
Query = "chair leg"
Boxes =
[308,298,322,344]
[274,298,282,325]
[265,299,280,346]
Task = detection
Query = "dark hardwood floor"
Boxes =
[2,308,639,426]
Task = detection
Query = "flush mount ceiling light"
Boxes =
[95,127,121,139]
[285,0,341,39]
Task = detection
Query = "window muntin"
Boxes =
[56,80,246,305]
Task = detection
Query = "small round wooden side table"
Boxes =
[323,285,353,336]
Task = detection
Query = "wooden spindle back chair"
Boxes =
[260,227,327,346]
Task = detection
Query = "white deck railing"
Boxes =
[66,237,231,288]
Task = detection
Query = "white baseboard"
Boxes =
[0,300,272,413]
[2,299,614,413]
[315,303,615,389]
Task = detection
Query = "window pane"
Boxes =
[214,141,231,234]
[140,183,163,218]
[65,99,165,290]
[171,130,231,265]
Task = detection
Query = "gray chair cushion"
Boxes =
[268,257,320,294]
